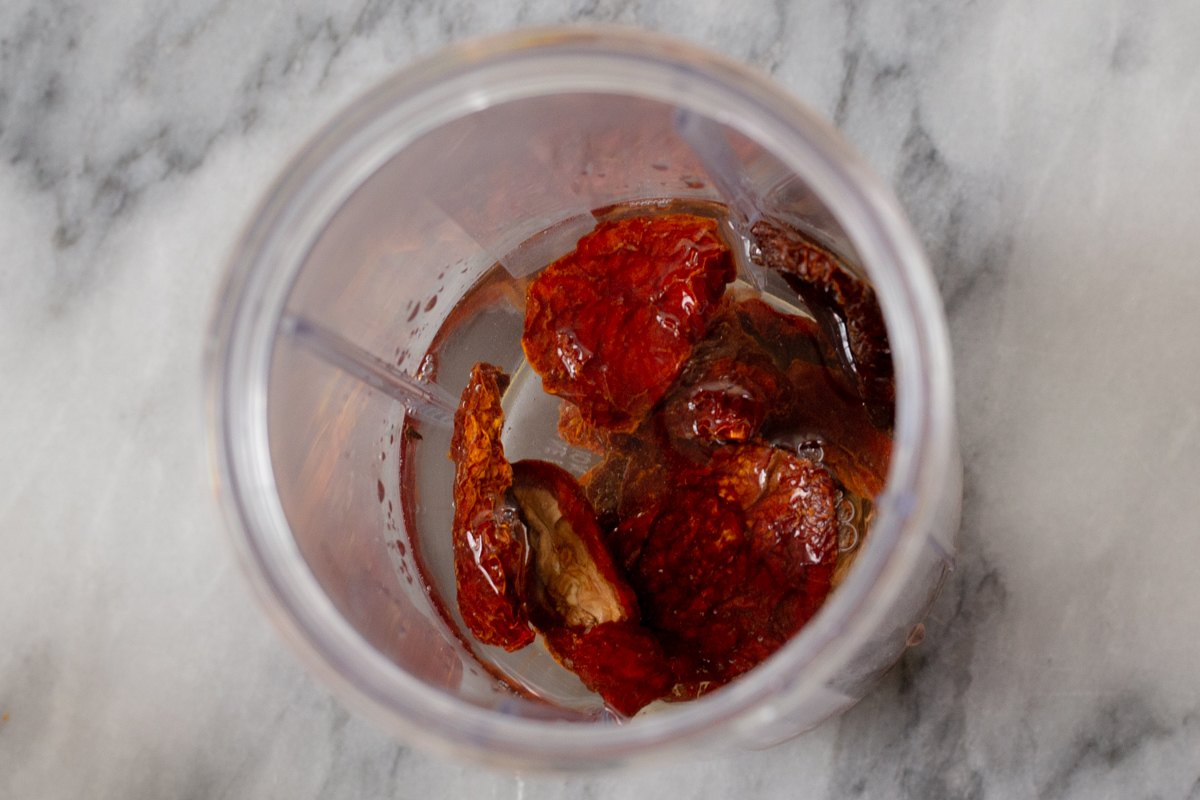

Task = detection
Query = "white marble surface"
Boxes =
[3,0,1200,797]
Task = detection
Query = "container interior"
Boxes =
[267,91,869,721]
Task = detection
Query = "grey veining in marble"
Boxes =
[3,0,1200,798]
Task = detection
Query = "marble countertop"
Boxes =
[4,1,1200,797]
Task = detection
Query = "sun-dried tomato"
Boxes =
[556,400,610,456]
[522,214,735,432]
[541,622,675,717]
[720,294,892,497]
[706,443,839,577]
[578,452,628,532]
[752,218,894,423]
[623,486,786,690]
[611,442,839,694]
[659,302,791,448]
[627,486,756,629]
[732,295,824,371]
[509,460,673,716]
[784,361,892,499]
[510,460,639,630]
[448,363,534,651]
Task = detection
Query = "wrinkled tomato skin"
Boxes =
[522,214,735,432]
[659,303,790,448]
[713,443,840,577]
[542,622,675,717]
[626,486,783,690]
[629,488,753,633]
[556,400,610,455]
[609,442,840,694]
[751,218,894,421]
[448,363,534,651]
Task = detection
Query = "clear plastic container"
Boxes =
[206,27,960,770]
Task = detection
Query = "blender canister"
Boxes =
[207,28,960,770]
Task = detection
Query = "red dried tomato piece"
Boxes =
[522,214,735,432]
[510,460,673,715]
[659,302,791,447]
[752,218,894,423]
[664,358,774,443]
[578,452,628,533]
[732,295,824,371]
[556,400,610,456]
[785,361,892,499]
[616,483,782,690]
[706,443,839,579]
[541,622,675,717]
[448,363,534,651]
[509,460,639,630]
[714,293,892,498]
[610,441,839,693]
[716,445,838,635]
[627,486,757,632]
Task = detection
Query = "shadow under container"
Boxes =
[207,28,961,770]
